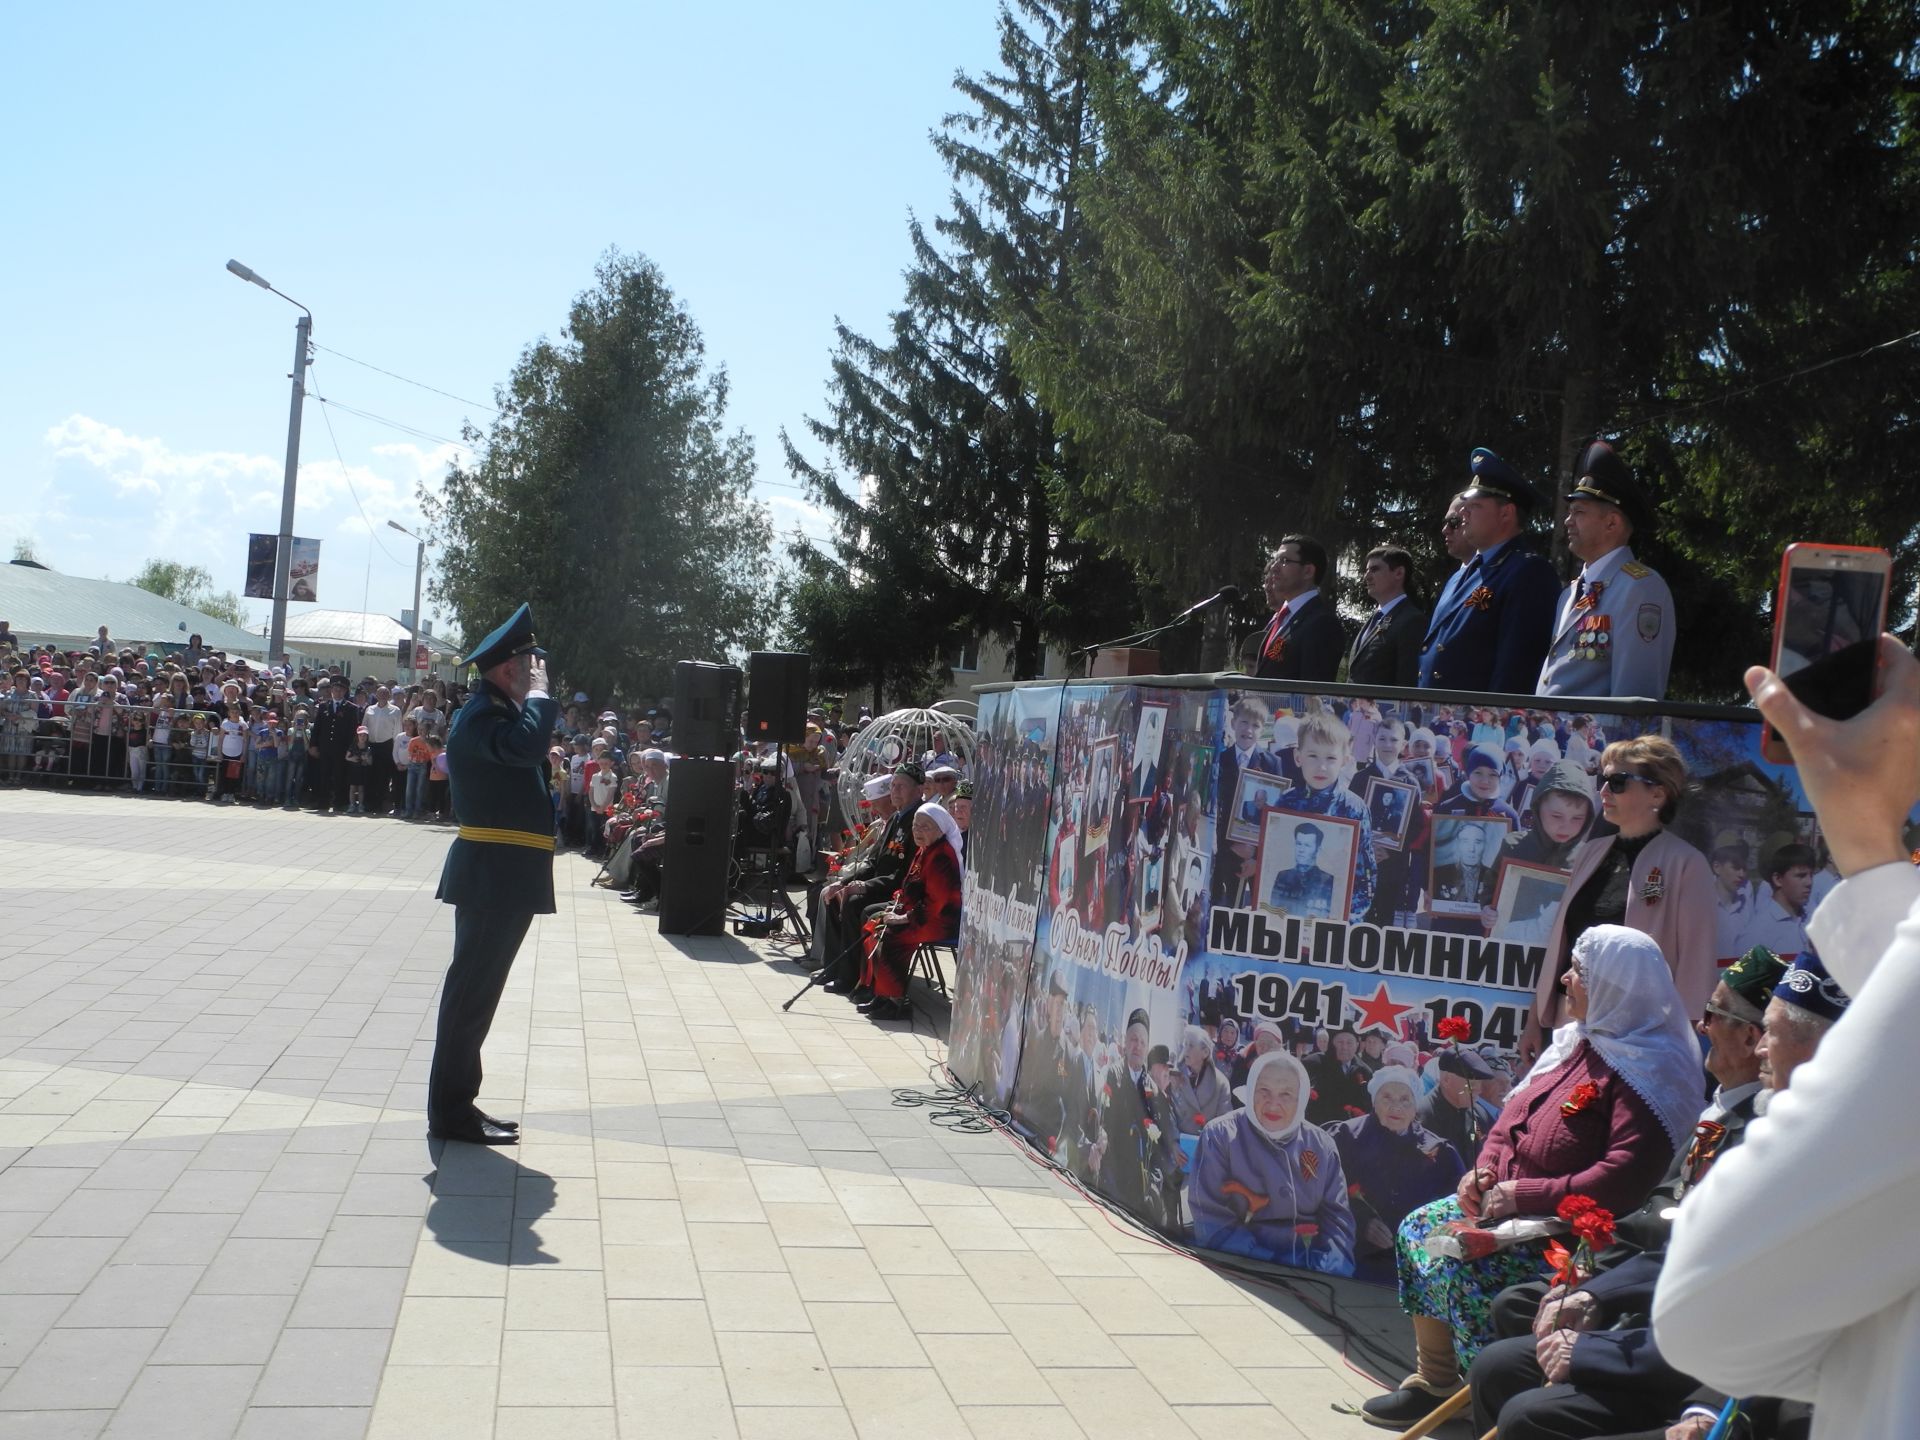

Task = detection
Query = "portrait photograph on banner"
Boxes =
[1227,768,1290,847]
[243,532,276,599]
[1490,860,1571,943]
[1427,814,1510,917]
[1363,775,1418,852]
[288,536,321,602]
[1130,702,1168,800]
[1255,809,1359,923]
[1081,735,1119,857]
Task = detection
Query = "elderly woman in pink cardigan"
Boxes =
[1360,925,1703,1429]
[1522,734,1717,1065]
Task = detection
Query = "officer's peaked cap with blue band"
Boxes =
[462,603,547,671]
[1463,447,1544,515]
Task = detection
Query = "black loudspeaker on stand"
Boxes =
[671,660,741,758]
[657,758,735,936]
[746,651,811,745]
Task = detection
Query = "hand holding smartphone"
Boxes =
[1762,542,1893,764]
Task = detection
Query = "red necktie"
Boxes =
[1262,604,1292,660]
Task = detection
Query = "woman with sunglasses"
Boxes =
[1522,734,1716,1065]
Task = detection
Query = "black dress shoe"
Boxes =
[865,997,911,1022]
[849,986,874,1005]
[1357,1382,1459,1429]
[428,1116,520,1145]
[476,1110,520,1132]
[821,977,857,995]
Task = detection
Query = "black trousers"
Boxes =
[369,746,396,812]
[427,907,534,1129]
[824,897,892,987]
[1471,1332,1696,1440]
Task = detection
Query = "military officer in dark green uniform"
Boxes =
[428,603,560,1145]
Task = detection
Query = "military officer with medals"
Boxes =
[1536,439,1677,700]
[428,604,560,1145]
[1418,449,1562,693]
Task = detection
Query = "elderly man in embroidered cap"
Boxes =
[1418,448,1562,693]
[427,603,559,1145]
[1537,440,1676,701]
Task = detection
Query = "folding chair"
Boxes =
[909,941,954,1000]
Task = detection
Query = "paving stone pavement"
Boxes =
[0,788,1418,1439]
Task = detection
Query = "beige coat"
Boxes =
[1535,827,1719,1030]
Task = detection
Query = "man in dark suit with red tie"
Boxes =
[1345,546,1427,688]
[1250,535,1346,682]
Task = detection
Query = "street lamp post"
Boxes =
[387,521,427,684]
[226,259,310,669]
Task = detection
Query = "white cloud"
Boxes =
[768,494,832,530]
[45,415,279,501]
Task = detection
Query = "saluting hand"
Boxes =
[527,656,549,695]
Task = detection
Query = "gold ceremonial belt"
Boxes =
[457,825,556,852]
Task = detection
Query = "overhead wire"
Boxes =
[307,356,407,571]
[312,343,502,414]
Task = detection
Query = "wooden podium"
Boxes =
[1090,647,1162,678]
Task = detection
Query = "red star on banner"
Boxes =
[1350,983,1413,1035]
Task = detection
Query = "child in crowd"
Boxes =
[548,746,569,837]
[124,701,149,794]
[284,706,311,808]
[394,717,418,816]
[255,712,282,806]
[343,726,374,816]
[406,721,434,819]
[587,752,619,857]
[189,712,213,797]
[217,702,248,803]
[1271,707,1376,924]
[149,695,173,796]
[426,735,449,819]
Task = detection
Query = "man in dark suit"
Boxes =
[307,675,361,814]
[1251,535,1346,682]
[429,603,559,1145]
[1090,1009,1169,1215]
[1346,546,1427,688]
[1417,449,1562,693]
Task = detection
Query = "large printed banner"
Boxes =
[952,680,1825,1285]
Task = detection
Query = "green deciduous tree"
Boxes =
[425,250,776,701]
[129,558,249,627]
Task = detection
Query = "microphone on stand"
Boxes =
[1170,584,1241,621]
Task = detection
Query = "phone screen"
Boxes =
[1777,564,1885,720]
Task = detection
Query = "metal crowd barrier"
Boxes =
[0,702,299,803]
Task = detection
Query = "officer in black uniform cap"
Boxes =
[427,603,560,1145]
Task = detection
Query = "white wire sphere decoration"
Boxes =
[834,705,976,822]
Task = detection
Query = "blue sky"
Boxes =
[0,2,1004,642]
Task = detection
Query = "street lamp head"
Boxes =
[386,520,408,534]
[226,259,271,290]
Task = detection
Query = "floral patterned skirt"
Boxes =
[1393,1196,1549,1367]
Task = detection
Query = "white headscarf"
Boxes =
[1367,1064,1421,1101]
[1234,1050,1310,1143]
[1515,924,1703,1151]
[915,801,964,862]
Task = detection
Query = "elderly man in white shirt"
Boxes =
[360,685,404,814]
[1654,634,1920,1440]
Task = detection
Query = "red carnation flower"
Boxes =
[1435,1017,1472,1044]
[1556,1194,1598,1223]
[1561,1080,1603,1116]
[1571,1208,1616,1249]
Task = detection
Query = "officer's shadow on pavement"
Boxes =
[423,1138,558,1266]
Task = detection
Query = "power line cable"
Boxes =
[312,393,468,450]
[312,343,502,414]
[1617,324,1920,435]
[310,378,407,571]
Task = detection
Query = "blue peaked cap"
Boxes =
[1464,447,1543,514]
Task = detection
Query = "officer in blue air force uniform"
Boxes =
[1417,449,1563,694]
[428,603,560,1145]
[1535,440,1676,701]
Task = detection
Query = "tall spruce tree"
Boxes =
[784,0,1139,698]
[427,250,774,700]
[1018,0,1920,696]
